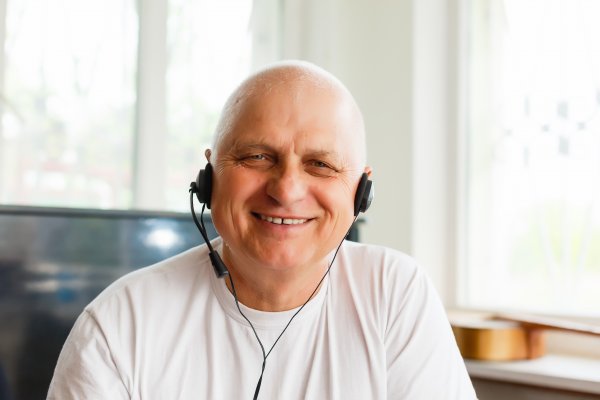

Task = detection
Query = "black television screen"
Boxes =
[0,205,217,400]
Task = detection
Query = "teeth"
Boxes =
[259,214,307,225]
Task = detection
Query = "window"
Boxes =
[0,0,278,210]
[0,0,138,208]
[164,0,255,210]
[463,0,600,315]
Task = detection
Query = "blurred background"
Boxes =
[0,0,599,399]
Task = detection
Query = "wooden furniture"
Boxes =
[450,312,600,361]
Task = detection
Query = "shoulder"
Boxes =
[332,241,432,325]
[334,241,446,336]
[340,240,416,265]
[51,241,222,396]
[86,241,215,317]
[337,240,421,290]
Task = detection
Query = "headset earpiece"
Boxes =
[193,163,213,209]
[354,173,374,216]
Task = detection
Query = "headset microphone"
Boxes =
[189,182,229,278]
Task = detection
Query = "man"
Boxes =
[48,61,476,399]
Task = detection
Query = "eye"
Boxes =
[238,153,274,169]
[306,160,338,177]
[311,160,329,168]
[249,154,267,160]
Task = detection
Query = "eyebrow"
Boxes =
[229,140,345,164]
[229,141,276,154]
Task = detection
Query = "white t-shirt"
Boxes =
[47,239,476,399]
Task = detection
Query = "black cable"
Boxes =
[190,189,229,277]
[190,187,358,399]
[227,214,359,400]
[190,189,212,250]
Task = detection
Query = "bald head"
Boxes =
[209,61,367,165]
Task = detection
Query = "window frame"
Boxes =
[134,0,167,210]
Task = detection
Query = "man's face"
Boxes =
[210,80,366,273]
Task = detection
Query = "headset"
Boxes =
[191,162,373,217]
[188,162,373,399]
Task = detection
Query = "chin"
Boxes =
[253,250,317,272]
[257,255,304,270]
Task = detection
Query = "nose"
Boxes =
[265,162,308,207]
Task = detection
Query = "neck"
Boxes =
[221,248,328,312]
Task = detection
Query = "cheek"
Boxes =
[211,169,265,219]
[318,183,356,218]
[211,175,255,242]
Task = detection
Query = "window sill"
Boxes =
[465,354,600,395]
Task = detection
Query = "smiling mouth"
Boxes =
[254,213,309,225]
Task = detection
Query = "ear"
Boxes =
[205,149,212,163]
